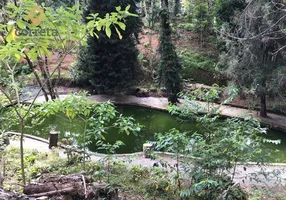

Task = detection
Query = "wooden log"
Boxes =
[0,187,29,200]
[24,174,119,200]
[27,186,81,198]
[49,131,59,149]
[39,174,93,184]
[24,182,82,195]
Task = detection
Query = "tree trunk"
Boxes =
[38,56,56,101]
[150,0,155,28]
[174,0,180,16]
[75,0,80,11]
[24,54,49,102]
[32,68,49,102]
[20,118,26,185]
[260,93,267,117]
[0,188,28,200]
[44,55,57,100]
[143,0,149,25]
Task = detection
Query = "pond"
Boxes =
[17,105,286,162]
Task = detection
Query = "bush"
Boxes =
[164,92,279,199]
[178,50,221,84]
[129,165,149,182]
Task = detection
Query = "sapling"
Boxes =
[0,0,137,184]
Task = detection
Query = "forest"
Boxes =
[0,0,286,199]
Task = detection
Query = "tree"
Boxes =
[157,0,182,104]
[0,0,133,184]
[36,93,142,170]
[220,0,286,117]
[182,0,213,47]
[167,92,278,199]
[0,1,90,101]
[173,0,181,16]
[74,0,142,94]
[213,0,246,28]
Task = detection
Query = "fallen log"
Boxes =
[27,186,82,198]
[0,187,29,200]
[24,174,119,200]
[24,182,83,195]
[38,173,93,184]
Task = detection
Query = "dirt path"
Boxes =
[8,135,286,189]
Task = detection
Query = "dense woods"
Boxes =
[0,0,286,199]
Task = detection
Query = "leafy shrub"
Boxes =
[178,50,220,84]
[129,165,149,182]
[163,91,279,199]
[183,23,193,31]
[272,103,286,114]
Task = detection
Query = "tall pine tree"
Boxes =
[221,0,286,117]
[157,0,182,103]
[75,0,142,94]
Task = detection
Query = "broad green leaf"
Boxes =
[125,5,131,11]
[6,32,14,43]
[105,26,111,38]
[117,22,126,30]
[115,27,122,39]
[16,20,25,29]
[14,53,21,61]
[125,129,130,135]
[116,6,121,12]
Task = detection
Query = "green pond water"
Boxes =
[17,105,286,162]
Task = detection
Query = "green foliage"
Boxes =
[97,140,125,155]
[37,93,143,154]
[129,165,149,182]
[0,0,135,186]
[178,50,219,84]
[182,0,212,46]
[3,147,62,189]
[0,0,133,63]
[61,131,91,165]
[159,91,280,199]
[74,0,142,94]
[155,128,189,194]
[39,0,79,8]
[213,0,246,29]
[179,50,218,72]
[220,0,286,116]
[183,0,211,32]
[157,8,182,103]
[155,128,189,154]
[97,140,125,183]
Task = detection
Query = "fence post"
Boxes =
[49,131,59,149]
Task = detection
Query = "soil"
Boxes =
[137,29,160,52]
